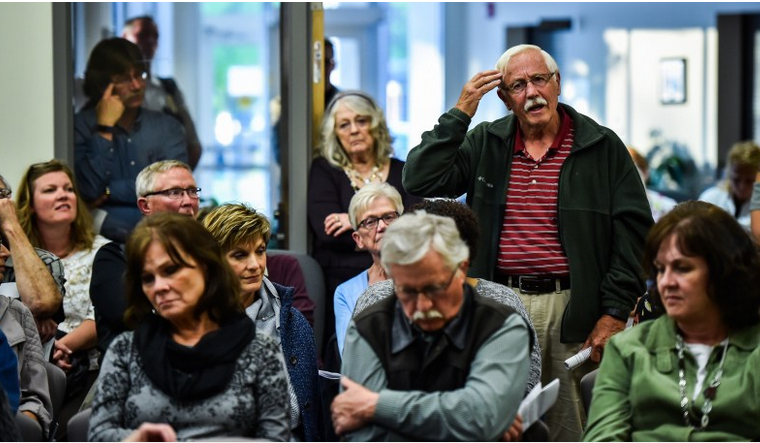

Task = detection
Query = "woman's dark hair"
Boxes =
[82,37,146,109]
[123,212,242,328]
[410,199,480,263]
[642,200,760,329]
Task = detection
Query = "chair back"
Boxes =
[581,368,599,414]
[267,249,326,353]
[67,408,92,442]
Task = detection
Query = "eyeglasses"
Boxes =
[143,187,201,200]
[113,71,148,88]
[358,211,399,230]
[505,72,556,95]
[0,188,10,199]
[394,265,460,302]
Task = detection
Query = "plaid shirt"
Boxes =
[2,247,66,299]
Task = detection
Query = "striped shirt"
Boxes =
[497,108,574,276]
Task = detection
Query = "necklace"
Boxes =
[675,332,728,430]
[344,164,383,192]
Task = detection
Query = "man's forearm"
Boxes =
[2,224,61,317]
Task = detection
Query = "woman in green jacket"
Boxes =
[584,201,760,441]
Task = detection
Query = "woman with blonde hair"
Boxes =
[201,203,321,441]
[16,159,109,432]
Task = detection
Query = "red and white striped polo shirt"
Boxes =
[496,107,574,276]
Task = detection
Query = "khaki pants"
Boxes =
[517,288,596,442]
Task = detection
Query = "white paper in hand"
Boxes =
[518,378,560,430]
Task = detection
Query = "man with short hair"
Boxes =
[331,211,530,441]
[89,160,199,354]
[75,38,188,243]
[122,16,203,170]
[403,44,652,440]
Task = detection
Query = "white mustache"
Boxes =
[524,96,548,112]
[412,310,444,321]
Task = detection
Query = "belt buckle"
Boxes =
[518,276,541,294]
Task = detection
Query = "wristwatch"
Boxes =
[602,307,629,322]
[96,124,116,134]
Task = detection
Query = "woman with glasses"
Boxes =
[200,203,321,441]
[16,160,109,430]
[333,183,403,355]
[89,212,289,441]
[307,91,422,353]
[75,37,187,242]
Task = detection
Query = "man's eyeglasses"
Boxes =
[0,188,11,199]
[113,71,148,88]
[358,211,399,230]
[394,265,460,302]
[505,72,556,95]
[143,187,201,200]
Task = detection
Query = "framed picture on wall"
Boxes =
[660,58,687,104]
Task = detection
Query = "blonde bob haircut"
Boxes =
[347,182,404,230]
[200,202,271,252]
[319,91,394,169]
[16,159,95,252]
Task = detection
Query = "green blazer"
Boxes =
[584,316,760,441]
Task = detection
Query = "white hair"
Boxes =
[380,211,469,274]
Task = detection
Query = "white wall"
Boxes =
[628,28,716,169]
[0,3,56,190]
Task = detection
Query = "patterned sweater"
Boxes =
[88,331,290,442]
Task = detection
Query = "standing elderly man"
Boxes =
[403,44,652,441]
[331,211,530,441]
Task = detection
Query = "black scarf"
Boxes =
[134,312,256,401]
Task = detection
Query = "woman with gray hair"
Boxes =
[307,91,422,353]
[334,182,403,355]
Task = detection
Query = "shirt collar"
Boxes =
[514,105,570,154]
[390,284,474,354]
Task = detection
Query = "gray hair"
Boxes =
[380,211,469,274]
[135,160,193,198]
[319,91,394,169]
[495,44,559,74]
[348,182,404,230]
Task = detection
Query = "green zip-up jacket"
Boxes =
[403,104,653,343]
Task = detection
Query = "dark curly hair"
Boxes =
[642,200,760,330]
[410,199,480,263]
[123,212,243,329]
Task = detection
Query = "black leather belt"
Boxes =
[494,274,571,294]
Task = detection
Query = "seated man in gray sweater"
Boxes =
[331,211,530,441]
